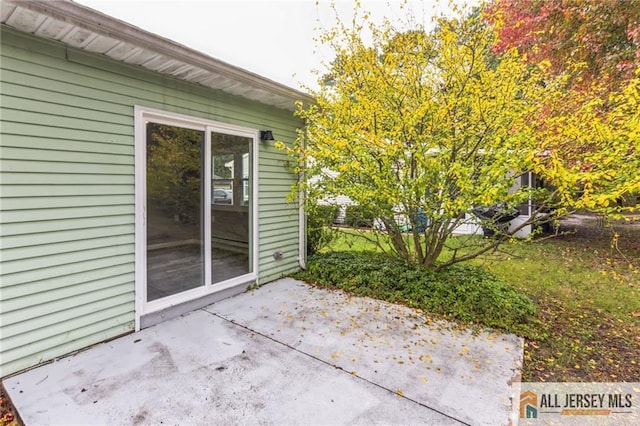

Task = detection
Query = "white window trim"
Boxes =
[134,106,259,331]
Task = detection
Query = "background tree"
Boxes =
[487,0,640,91]
[487,0,640,215]
[288,9,554,270]
[529,70,640,217]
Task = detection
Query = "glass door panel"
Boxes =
[210,132,252,283]
[146,123,205,301]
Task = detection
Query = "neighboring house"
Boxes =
[0,1,312,377]
[316,170,539,238]
[450,172,540,239]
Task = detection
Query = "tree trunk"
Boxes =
[383,218,410,261]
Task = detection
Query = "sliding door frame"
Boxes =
[134,106,259,331]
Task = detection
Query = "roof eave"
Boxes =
[3,0,314,111]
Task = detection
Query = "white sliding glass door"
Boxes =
[135,107,257,327]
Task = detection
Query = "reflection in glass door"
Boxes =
[211,132,252,283]
[146,123,205,301]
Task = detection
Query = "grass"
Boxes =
[303,222,640,382]
[478,225,640,382]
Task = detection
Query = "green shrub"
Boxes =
[344,205,377,228]
[307,205,339,255]
[293,251,538,336]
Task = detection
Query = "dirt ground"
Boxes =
[558,212,640,257]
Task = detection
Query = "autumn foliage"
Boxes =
[285,2,639,270]
[285,9,554,269]
[529,73,640,214]
[487,0,640,91]
[487,0,640,216]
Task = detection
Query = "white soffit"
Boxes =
[1,0,313,111]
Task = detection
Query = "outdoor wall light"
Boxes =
[260,130,275,141]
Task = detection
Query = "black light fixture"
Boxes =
[260,130,275,141]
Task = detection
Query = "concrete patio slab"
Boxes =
[4,278,523,425]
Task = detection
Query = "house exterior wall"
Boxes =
[0,26,303,377]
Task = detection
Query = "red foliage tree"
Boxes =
[486,0,640,214]
[487,0,640,90]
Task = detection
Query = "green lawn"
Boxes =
[314,225,640,382]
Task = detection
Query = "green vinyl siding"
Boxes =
[0,26,303,376]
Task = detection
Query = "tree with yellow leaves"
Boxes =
[530,70,640,219]
[288,4,638,270]
[487,0,640,218]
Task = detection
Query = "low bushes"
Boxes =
[294,251,538,336]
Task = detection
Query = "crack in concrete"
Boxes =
[204,308,470,426]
